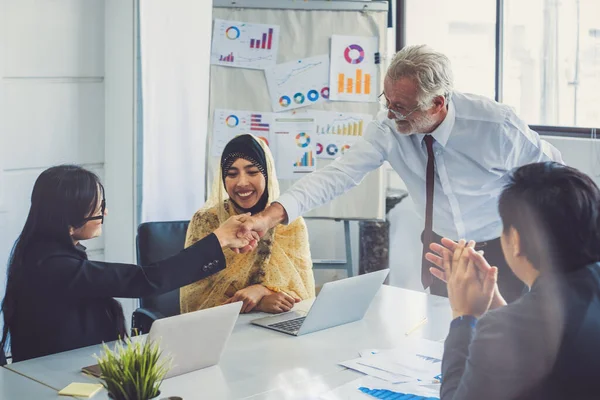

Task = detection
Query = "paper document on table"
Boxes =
[357,352,442,382]
[339,358,412,384]
[320,376,439,400]
[340,339,443,383]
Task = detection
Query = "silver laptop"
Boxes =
[251,269,389,336]
[147,301,242,378]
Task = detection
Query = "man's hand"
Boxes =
[441,239,498,318]
[236,203,288,242]
[257,291,300,314]
[213,214,259,252]
[426,238,507,310]
[223,284,271,313]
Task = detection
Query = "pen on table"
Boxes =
[405,317,428,336]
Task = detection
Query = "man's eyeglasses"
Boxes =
[83,198,106,224]
[379,93,421,121]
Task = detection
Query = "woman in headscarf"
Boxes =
[180,134,315,314]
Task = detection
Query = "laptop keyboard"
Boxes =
[268,317,306,333]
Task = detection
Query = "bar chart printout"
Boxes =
[249,28,274,49]
[330,35,379,102]
[338,68,372,96]
[273,118,317,179]
[211,19,280,69]
[311,110,374,160]
[211,109,275,156]
[219,52,234,62]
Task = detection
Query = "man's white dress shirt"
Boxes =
[277,92,563,241]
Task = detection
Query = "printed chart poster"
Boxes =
[211,109,273,156]
[312,110,374,159]
[264,55,330,112]
[272,118,317,180]
[329,35,379,102]
[211,19,280,70]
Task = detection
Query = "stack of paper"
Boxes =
[339,339,444,384]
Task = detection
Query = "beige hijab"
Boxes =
[180,135,315,312]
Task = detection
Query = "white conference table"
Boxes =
[3,285,451,399]
[0,365,61,399]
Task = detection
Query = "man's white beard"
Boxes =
[393,113,437,135]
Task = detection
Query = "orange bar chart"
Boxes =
[318,120,365,136]
[337,71,371,95]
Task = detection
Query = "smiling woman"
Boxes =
[180,135,316,315]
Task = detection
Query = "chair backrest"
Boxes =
[136,220,190,318]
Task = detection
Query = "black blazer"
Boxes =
[9,233,225,362]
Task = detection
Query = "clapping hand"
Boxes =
[426,238,507,317]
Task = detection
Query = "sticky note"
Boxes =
[58,383,103,397]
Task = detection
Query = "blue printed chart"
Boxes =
[211,19,280,70]
[264,55,330,112]
[320,376,440,400]
[211,109,274,156]
[311,110,374,159]
[272,118,317,179]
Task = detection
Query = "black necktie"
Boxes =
[422,135,435,289]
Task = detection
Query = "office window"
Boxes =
[405,0,497,99]
[504,0,600,128]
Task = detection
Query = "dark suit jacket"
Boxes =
[441,263,600,400]
[9,233,225,362]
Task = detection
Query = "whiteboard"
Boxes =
[207,3,389,221]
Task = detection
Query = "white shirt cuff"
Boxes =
[274,193,300,225]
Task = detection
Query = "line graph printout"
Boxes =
[264,55,330,112]
[211,109,274,156]
[311,110,374,159]
[329,35,379,102]
[211,19,280,70]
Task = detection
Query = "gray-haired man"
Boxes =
[240,45,563,302]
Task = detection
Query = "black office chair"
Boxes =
[0,349,6,366]
[131,220,189,336]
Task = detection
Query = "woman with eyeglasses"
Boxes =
[0,165,257,362]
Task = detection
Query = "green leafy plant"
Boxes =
[95,337,171,400]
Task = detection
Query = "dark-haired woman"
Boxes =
[0,165,256,362]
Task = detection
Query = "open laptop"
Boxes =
[251,269,389,336]
[147,301,242,378]
[83,302,242,379]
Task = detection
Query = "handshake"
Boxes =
[213,213,271,253]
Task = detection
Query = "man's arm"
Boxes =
[276,135,386,222]
[247,119,389,233]
[503,109,564,169]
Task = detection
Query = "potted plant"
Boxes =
[96,337,171,400]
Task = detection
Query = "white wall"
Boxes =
[0,0,139,327]
[0,0,106,298]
